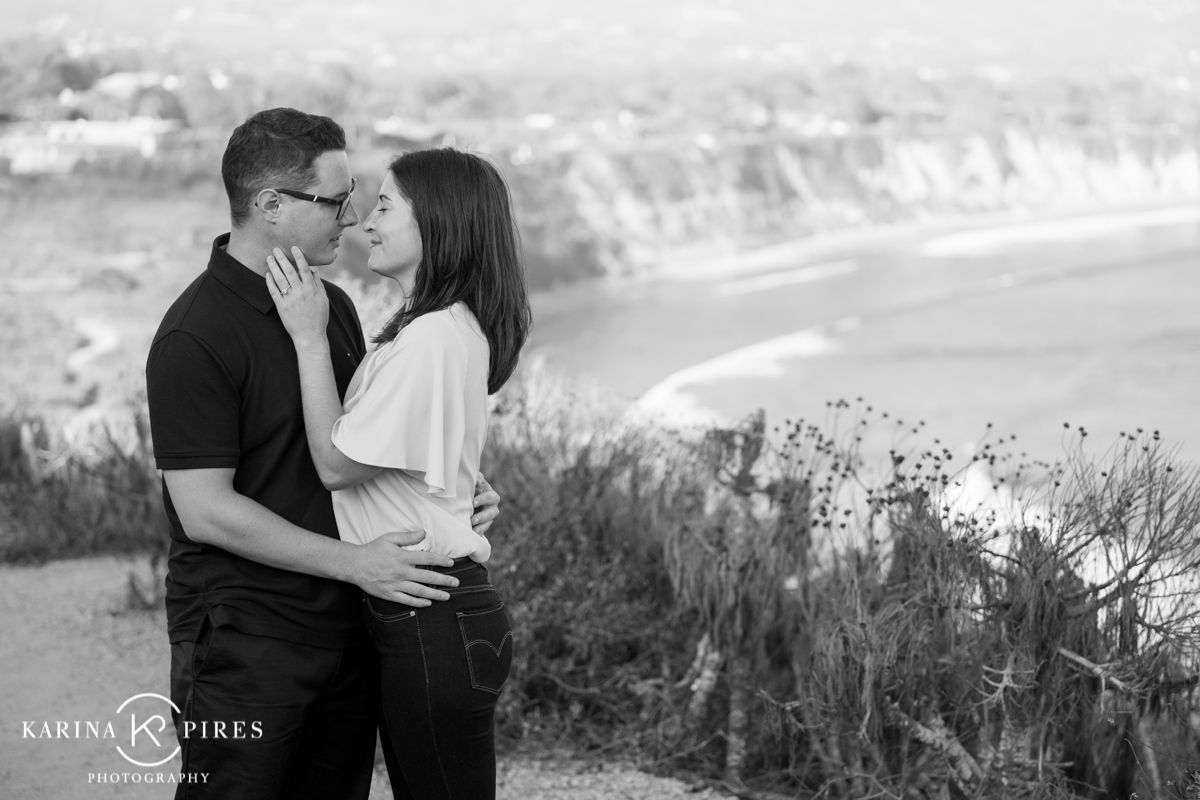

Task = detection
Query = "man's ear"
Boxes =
[255,189,283,223]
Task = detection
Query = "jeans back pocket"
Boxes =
[365,595,419,623]
[457,603,513,695]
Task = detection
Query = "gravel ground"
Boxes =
[0,555,732,800]
[369,758,732,800]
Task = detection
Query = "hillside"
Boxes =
[504,128,1200,283]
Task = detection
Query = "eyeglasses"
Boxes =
[274,178,356,220]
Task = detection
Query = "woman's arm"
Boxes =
[267,247,384,490]
[267,248,506,527]
[293,337,385,490]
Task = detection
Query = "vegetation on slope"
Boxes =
[3,374,1199,798]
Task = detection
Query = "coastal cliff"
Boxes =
[505,130,1200,286]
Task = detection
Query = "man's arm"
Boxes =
[164,468,458,606]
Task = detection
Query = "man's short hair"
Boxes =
[222,108,347,227]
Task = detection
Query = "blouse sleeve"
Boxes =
[330,314,468,498]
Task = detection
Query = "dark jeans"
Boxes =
[363,559,514,800]
[169,618,377,800]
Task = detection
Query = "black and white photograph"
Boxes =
[2,1,1200,798]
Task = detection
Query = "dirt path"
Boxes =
[0,556,731,800]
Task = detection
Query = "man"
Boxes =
[145,107,500,799]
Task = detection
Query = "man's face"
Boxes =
[273,149,359,267]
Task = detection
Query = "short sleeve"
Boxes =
[146,331,241,470]
[331,315,468,498]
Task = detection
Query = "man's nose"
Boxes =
[340,200,360,228]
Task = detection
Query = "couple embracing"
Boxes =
[145,107,532,799]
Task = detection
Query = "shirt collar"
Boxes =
[206,233,275,315]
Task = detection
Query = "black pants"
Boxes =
[364,559,514,800]
[169,619,377,800]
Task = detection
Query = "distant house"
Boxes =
[92,72,175,100]
[0,118,180,175]
[61,72,184,123]
[371,117,447,149]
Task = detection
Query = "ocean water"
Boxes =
[528,207,1200,466]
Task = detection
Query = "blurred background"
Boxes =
[2,0,1199,463]
[3,4,1200,797]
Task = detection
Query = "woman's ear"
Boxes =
[255,189,283,224]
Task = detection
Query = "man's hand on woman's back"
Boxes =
[471,473,500,535]
[351,530,459,606]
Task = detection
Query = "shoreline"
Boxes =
[639,200,1200,284]
[626,201,1200,427]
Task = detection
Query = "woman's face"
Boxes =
[362,172,422,292]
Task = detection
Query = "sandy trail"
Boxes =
[0,556,730,800]
[0,557,171,799]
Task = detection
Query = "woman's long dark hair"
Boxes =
[372,148,532,394]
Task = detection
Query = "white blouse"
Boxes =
[330,303,491,561]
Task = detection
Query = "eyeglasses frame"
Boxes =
[273,178,357,221]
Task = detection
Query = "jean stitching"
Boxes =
[458,603,508,695]
[445,585,494,596]
[463,630,514,656]
[460,618,485,694]
[457,602,505,618]
[414,612,455,798]
[366,596,419,623]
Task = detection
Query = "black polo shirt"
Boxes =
[146,233,368,647]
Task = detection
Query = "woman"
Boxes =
[264,148,531,799]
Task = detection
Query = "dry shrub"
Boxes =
[481,384,1200,799]
[0,404,166,563]
[480,367,707,749]
[729,414,1200,799]
[4,370,1199,798]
